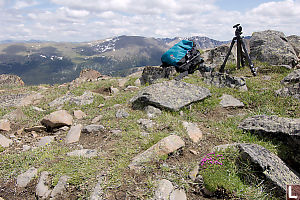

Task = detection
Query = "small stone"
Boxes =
[67,149,98,158]
[116,109,129,118]
[38,136,55,147]
[0,119,11,131]
[111,129,122,136]
[59,126,70,132]
[23,145,31,151]
[154,179,174,200]
[31,131,38,138]
[169,189,187,200]
[36,171,52,199]
[17,167,38,187]
[50,175,70,199]
[98,104,105,108]
[129,135,185,170]
[137,119,155,130]
[110,86,119,94]
[41,110,73,129]
[124,86,139,91]
[141,132,150,137]
[32,106,45,112]
[134,78,141,86]
[262,75,272,81]
[189,149,198,155]
[220,94,244,108]
[65,124,82,144]
[117,78,128,87]
[189,165,200,181]
[0,134,13,148]
[92,115,103,124]
[145,106,162,118]
[182,121,203,143]
[212,143,238,152]
[73,110,86,119]
[82,125,105,134]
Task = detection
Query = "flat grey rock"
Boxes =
[38,136,55,147]
[17,167,38,187]
[239,115,300,136]
[220,94,244,108]
[49,91,94,107]
[65,124,82,144]
[129,135,185,170]
[0,133,13,148]
[130,80,211,111]
[67,149,97,158]
[115,109,129,118]
[82,124,105,134]
[238,143,300,196]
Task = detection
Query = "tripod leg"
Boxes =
[237,38,242,69]
[240,38,257,76]
[220,37,236,73]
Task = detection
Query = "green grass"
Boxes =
[199,149,279,199]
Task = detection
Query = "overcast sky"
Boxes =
[1,0,300,42]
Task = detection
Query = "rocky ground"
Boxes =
[1,30,300,200]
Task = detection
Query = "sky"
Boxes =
[0,0,300,42]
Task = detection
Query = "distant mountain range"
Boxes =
[0,35,229,85]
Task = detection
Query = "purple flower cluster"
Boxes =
[200,152,225,168]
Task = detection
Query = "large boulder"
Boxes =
[130,80,211,111]
[41,110,73,129]
[202,45,235,66]
[250,30,298,67]
[0,74,24,87]
[237,143,300,197]
[287,35,300,57]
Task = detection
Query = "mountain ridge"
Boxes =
[0,35,229,85]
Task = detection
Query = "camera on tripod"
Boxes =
[219,24,257,76]
[233,24,242,37]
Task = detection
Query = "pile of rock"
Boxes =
[0,74,25,87]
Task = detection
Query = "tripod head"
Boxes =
[233,24,243,37]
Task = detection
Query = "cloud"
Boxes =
[13,0,38,9]
[0,0,300,42]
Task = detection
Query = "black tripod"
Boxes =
[219,24,257,76]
